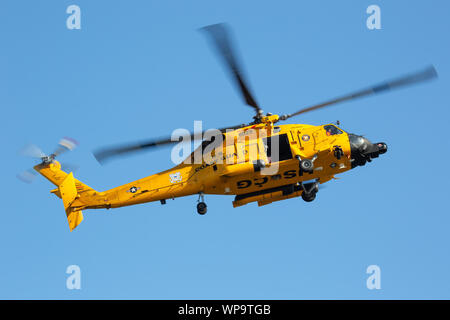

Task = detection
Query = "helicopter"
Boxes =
[23,23,437,231]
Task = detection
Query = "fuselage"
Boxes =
[79,122,356,209]
[35,118,387,228]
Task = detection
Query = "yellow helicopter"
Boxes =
[21,24,437,231]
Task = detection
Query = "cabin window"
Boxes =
[262,134,293,162]
[324,125,343,136]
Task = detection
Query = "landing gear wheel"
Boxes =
[301,182,318,202]
[302,192,316,202]
[197,202,207,215]
[300,159,314,173]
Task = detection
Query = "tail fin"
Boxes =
[34,161,97,232]
[59,172,84,231]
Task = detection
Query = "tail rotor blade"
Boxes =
[18,137,80,183]
[19,144,46,159]
[53,137,79,157]
[17,169,38,184]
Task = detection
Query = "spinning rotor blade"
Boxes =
[53,137,79,157]
[17,169,38,184]
[19,137,78,159]
[19,144,46,159]
[94,136,177,164]
[17,137,80,183]
[60,162,80,173]
[201,23,263,118]
[94,123,246,164]
[280,66,438,121]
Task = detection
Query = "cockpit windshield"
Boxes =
[324,125,343,136]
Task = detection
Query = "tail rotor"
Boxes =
[17,137,79,183]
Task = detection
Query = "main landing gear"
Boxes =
[301,181,319,202]
[197,192,207,215]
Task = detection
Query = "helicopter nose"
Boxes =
[348,134,387,168]
[376,142,388,154]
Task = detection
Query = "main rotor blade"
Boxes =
[94,136,177,164]
[280,66,438,121]
[60,162,80,173]
[201,23,262,117]
[94,123,246,164]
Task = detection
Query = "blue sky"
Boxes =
[1,0,449,299]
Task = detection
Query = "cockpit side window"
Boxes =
[324,125,343,136]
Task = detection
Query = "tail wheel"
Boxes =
[197,202,207,215]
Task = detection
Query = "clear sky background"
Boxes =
[1,0,449,299]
